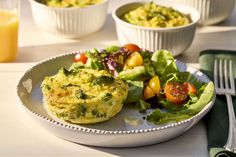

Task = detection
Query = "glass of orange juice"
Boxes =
[0,0,19,62]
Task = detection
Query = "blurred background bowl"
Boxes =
[167,0,235,25]
[29,0,109,39]
[112,1,200,56]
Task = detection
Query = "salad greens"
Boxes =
[148,82,214,124]
[71,45,214,124]
[151,50,178,79]
[125,80,144,103]
[119,66,146,80]
[135,99,151,113]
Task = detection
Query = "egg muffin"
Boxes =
[41,68,128,124]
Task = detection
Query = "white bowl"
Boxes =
[112,1,200,56]
[167,0,235,25]
[29,0,109,39]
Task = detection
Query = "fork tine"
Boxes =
[229,60,235,92]
[219,59,224,89]
[224,59,229,89]
[214,59,219,90]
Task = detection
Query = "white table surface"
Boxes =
[1,0,236,156]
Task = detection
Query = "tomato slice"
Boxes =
[74,53,88,64]
[144,86,155,100]
[164,81,188,105]
[123,43,141,52]
[183,82,197,95]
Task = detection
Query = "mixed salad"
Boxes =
[71,44,214,124]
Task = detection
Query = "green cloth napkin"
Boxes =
[199,50,236,157]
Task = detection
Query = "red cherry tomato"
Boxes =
[183,82,197,95]
[164,81,188,105]
[74,53,88,64]
[123,43,141,52]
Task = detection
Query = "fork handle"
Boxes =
[224,94,236,153]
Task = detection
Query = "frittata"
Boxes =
[41,68,128,124]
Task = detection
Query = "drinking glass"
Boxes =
[0,0,19,62]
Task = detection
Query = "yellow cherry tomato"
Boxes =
[126,52,143,68]
[149,75,161,94]
[144,86,155,100]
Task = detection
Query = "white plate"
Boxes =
[17,52,215,147]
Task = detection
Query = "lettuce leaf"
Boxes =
[69,62,85,71]
[85,58,104,70]
[179,82,215,115]
[151,50,178,84]
[135,99,151,112]
[160,100,188,112]
[147,109,190,124]
[105,45,120,53]
[125,80,144,103]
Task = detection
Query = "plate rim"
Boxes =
[17,51,215,135]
